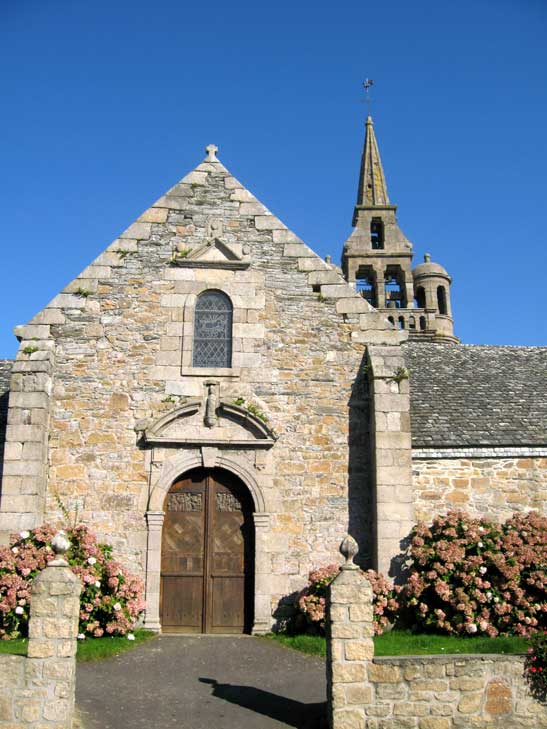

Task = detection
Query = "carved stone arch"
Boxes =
[142,400,276,448]
[216,454,267,513]
[145,401,201,440]
[148,451,267,513]
[148,453,202,512]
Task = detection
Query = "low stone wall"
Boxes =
[326,536,547,728]
[368,655,544,728]
[0,540,81,728]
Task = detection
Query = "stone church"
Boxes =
[0,117,545,634]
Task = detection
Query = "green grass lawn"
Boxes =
[0,630,157,662]
[265,630,529,659]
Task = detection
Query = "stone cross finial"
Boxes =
[50,530,71,566]
[205,144,218,162]
[340,534,359,569]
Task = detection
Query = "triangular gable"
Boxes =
[20,144,401,348]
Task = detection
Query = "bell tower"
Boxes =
[342,115,457,341]
[343,116,414,312]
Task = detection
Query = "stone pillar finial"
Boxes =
[339,534,359,569]
[205,144,219,162]
[50,530,71,566]
[424,252,431,262]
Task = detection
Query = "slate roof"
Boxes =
[0,360,13,481]
[404,342,547,448]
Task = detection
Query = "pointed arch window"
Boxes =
[193,290,233,368]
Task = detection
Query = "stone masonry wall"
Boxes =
[326,546,547,728]
[363,655,546,729]
[0,545,81,728]
[412,456,547,523]
[3,150,408,625]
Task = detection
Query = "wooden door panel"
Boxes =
[162,513,204,574]
[161,473,206,631]
[206,476,250,632]
[210,576,245,632]
[211,513,245,573]
[161,575,203,632]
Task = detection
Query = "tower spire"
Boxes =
[357,115,390,208]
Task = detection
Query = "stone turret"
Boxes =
[342,114,457,342]
[412,253,456,340]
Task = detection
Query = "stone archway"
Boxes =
[144,453,271,634]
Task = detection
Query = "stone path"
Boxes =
[76,635,326,729]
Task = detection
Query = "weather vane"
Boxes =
[362,78,374,116]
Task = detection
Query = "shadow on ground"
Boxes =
[199,677,326,728]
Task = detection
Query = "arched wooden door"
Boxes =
[160,467,255,633]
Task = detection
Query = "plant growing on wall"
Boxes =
[233,397,269,423]
[114,248,133,259]
[390,366,409,383]
[75,287,92,298]
[169,247,192,264]
[0,524,145,640]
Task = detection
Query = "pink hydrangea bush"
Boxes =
[365,569,402,634]
[0,524,145,640]
[297,564,339,632]
[400,510,547,637]
[296,564,400,635]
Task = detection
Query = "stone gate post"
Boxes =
[26,532,81,728]
[326,535,374,729]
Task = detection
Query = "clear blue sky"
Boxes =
[1,0,546,357]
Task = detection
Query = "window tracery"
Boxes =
[192,290,233,368]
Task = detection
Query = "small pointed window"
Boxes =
[371,218,384,250]
[193,291,233,368]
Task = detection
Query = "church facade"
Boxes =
[0,119,545,634]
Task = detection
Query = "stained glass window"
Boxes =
[193,290,233,368]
